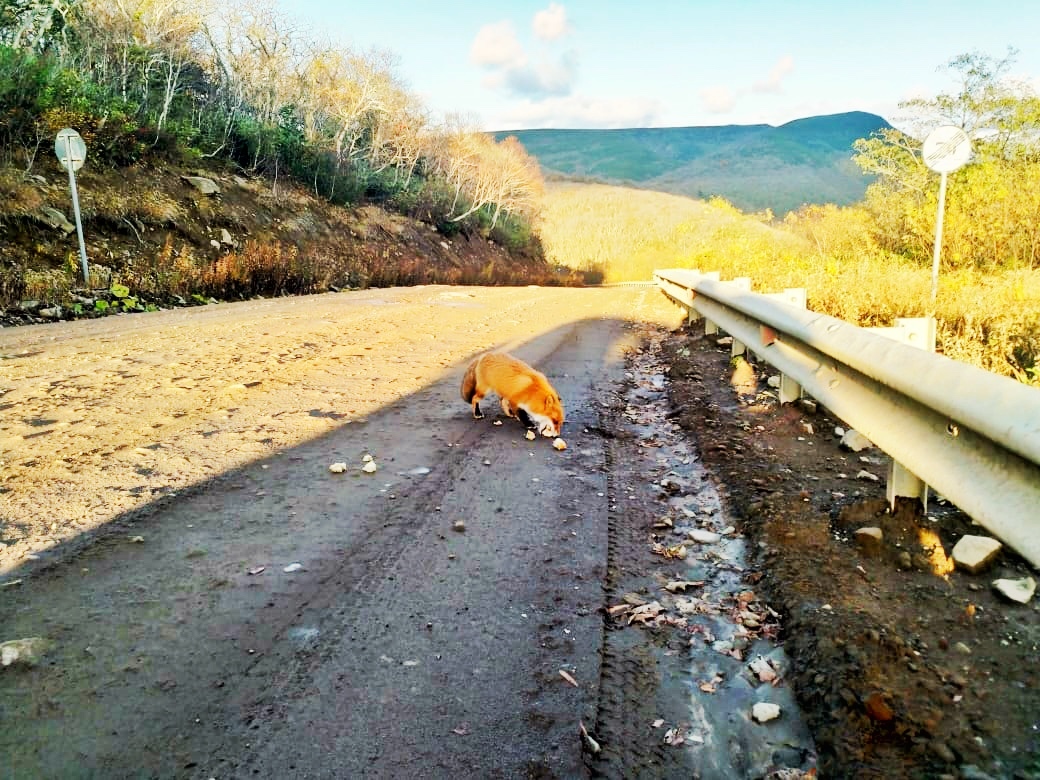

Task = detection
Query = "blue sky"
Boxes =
[278,1,1040,131]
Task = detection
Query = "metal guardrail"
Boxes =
[653,268,1040,570]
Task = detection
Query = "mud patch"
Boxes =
[662,325,1040,779]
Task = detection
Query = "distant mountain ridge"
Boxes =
[496,111,892,215]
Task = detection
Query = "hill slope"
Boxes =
[498,111,891,214]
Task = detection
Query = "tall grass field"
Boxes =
[538,182,1040,384]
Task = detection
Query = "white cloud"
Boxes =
[753,55,795,94]
[699,86,736,114]
[495,94,661,129]
[470,20,526,68]
[533,2,570,41]
[504,51,577,98]
[471,11,577,99]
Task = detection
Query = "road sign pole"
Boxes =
[921,125,971,314]
[64,134,90,285]
[930,170,948,308]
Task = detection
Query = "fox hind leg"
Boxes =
[500,398,516,418]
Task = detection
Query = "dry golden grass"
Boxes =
[539,182,1040,383]
[0,169,46,218]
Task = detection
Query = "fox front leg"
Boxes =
[516,408,536,430]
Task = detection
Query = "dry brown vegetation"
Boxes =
[0,160,577,320]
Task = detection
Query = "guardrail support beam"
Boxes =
[870,317,936,511]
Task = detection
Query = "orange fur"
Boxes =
[460,352,564,437]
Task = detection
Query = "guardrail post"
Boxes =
[703,272,721,334]
[869,317,936,510]
[728,278,752,356]
[761,288,807,403]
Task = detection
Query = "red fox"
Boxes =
[461,352,564,437]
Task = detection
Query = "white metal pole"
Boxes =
[930,171,948,308]
[64,135,90,286]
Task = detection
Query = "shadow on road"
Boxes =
[0,314,648,779]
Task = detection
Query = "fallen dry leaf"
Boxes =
[749,656,778,683]
[559,669,578,687]
[579,720,601,754]
[627,601,664,625]
[864,692,894,722]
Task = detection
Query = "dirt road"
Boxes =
[5,285,1036,779]
[5,286,804,779]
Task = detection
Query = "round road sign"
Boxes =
[55,128,87,172]
[922,125,971,174]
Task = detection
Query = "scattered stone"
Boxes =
[39,306,62,319]
[930,740,956,764]
[797,398,818,414]
[896,551,913,570]
[182,175,220,195]
[687,529,721,544]
[766,375,781,389]
[856,470,880,482]
[951,535,1002,574]
[18,299,41,312]
[0,637,52,667]
[452,520,466,533]
[953,642,972,655]
[552,437,567,451]
[220,228,235,246]
[362,460,378,473]
[991,576,1035,604]
[854,527,884,555]
[840,430,872,452]
[751,702,781,723]
[328,462,347,473]
[716,336,733,347]
[35,206,75,234]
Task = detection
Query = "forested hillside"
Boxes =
[0,0,555,313]
[499,111,890,214]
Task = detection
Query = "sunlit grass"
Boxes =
[539,181,1040,382]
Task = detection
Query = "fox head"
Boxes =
[530,392,565,437]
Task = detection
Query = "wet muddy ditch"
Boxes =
[586,325,817,778]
